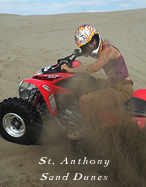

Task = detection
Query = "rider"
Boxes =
[61,24,133,140]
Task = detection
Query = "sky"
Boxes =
[0,0,146,15]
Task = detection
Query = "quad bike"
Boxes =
[0,49,146,145]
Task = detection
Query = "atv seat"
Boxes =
[126,97,146,117]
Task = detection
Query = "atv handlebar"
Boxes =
[36,49,83,74]
[57,49,83,72]
[58,49,82,64]
[61,69,67,73]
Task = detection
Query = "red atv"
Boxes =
[0,49,146,144]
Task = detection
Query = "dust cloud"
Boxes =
[38,107,146,187]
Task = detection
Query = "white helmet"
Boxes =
[74,24,102,58]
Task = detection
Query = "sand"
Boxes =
[0,8,146,187]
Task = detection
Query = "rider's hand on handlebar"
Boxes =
[61,63,71,72]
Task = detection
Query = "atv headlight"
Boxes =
[19,81,37,100]
[35,69,43,75]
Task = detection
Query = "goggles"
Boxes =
[88,36,95,45]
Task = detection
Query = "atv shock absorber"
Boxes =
[32,93,42,108]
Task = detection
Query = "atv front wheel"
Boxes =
[0,97,43,145]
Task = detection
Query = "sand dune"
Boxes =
[0,8,146,187]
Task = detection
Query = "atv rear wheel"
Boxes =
[0,97,43,145]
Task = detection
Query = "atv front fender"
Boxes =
[19,78,57,115]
